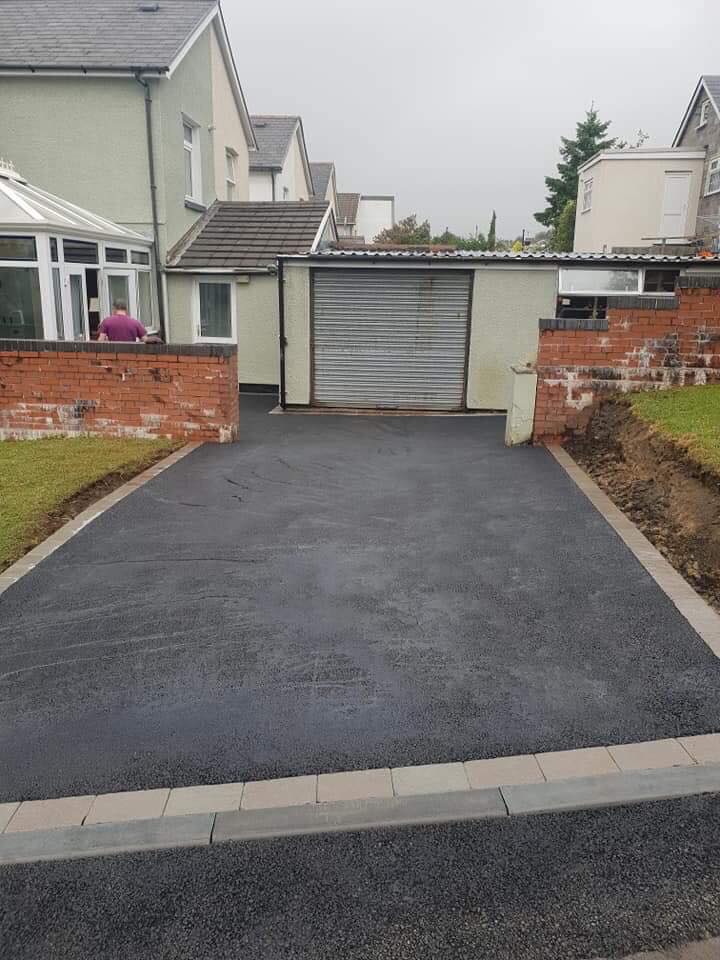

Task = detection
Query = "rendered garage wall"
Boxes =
[283,264,311,404]
[237,275,279,385]
[466,267,558,409]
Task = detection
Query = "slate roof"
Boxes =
[337,193,360,225]
[167,201,331,271]
[250,116,300,170]
[703,75,720,110]
[310,163,334,199]
[0,0,217,70]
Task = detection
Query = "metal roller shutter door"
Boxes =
[312,268,472,410]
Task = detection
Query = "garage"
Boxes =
[311,268,472,410]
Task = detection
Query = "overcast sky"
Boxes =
[225,0,719,239]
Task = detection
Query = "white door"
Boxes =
[103,269,137,319]
[659,172,691,240]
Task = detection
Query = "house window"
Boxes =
[643,269,680,293]
[63,239,98,264]
[183,119,201,202]
[282,186,290,200]
[131,250,151,265]
[559,268,640,295]
[225,149,237,201]
[699,99,711,128]
[196,281,233,340]
[105,247,128,263]
[581,178,593,213]
[0,236,37,260]
[706,156,720,196]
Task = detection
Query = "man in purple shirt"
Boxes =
[97,300,148,342]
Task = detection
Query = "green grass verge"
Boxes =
[0,436,179,570]
[630,384,720,472]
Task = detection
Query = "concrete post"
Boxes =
[505,363,538,446]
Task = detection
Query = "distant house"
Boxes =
[0,0,257,337]
[673,76,720,250]
[248,116,314,202]
[336,193,395,242]
[166,201,336,387]
[573,148,705,253]
[310,162,338,217]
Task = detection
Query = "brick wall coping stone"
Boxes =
[0,339,236,358]
[539,317,609,331]
[611,295,679,310]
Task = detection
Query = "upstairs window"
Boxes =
[183,119,201,203]
[699,99,711,128]
[225,149,237,201]
[581,178,593,213]
[706,156,720,196]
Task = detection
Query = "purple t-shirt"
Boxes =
[98,313,146,342]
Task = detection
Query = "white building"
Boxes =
[248,116,314,202]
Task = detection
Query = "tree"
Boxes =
[553,199,576,252]
[535,107,616,231]
[511,239,523,253]
[374,214,431,245]
[487,211,497,251]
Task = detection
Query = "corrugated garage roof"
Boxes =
[280,249,720,265]
[167,201,331,271]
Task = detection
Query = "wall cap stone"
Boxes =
[539,317,609,331]
[0,339,237,359]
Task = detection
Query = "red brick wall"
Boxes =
[533,283,720,443]
[0,341,239,443]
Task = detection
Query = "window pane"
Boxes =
[52,267,65,339]
[131,250,150,265]
[226,150,234,179]
[69,275,86,339]
[50,238,58,262]
[184,148,193,197]
[226,181,236,201]
[137,271,154,329]
[199,282,231,338]
[107,275,130,313]
[643,269,679,293]
[559,269,639,294]
[0,266,43,338]
[183,122,194,144]
[105,247,127,263]
[0,235,37,261]
[63,239,98,264]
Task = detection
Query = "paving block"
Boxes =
[391,762,469,797]
[678,734,720,765]
[0,803,20,833]
[5,795,95,833]
[318,769,392,803]
[214,788,506,844]
[536,746,618,781]
[0,814,214,865]
[465,754,545,789]
[608,739,695,772]
[85,788,169,824]
[502,764,720,816]
[164,783,243,817]
[242,775,317,810]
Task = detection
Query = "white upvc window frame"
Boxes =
[558,267,642,297]
[705,156,720,196]
[192,276,236,344]
[698,99,711,129]
[225,148,237,201]
[183,116,202,204]
[581,177,593,213]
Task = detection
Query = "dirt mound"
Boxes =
[568,401,720,611]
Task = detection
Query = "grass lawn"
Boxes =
[0,436,179,570]
[631,384,720,472]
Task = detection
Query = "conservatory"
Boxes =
[0,161,156,341]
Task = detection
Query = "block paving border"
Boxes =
[0,442,202,597]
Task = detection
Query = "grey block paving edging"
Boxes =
[0,442,202,596]
[4,768,720,866]
[548,446,720,658]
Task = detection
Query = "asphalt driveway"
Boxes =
[2,396,720,801]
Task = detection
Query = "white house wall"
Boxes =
[356,198,394,242]
[249,170,274,200]
[210,24,250,202]
[573,155,705,252]
[274,130,312,201]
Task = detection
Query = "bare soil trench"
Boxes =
[568,401,720,612]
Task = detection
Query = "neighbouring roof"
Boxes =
[310,162,334,198]
[337,193,360,225]
[250,116,301,170]
[578,147,706,174]
[279,249,720,266]
[0,0,217,71]
[673,75,720,145]
[0,164,150,242]
[167,201,332,271]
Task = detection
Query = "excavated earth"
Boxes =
[568,400,720,612]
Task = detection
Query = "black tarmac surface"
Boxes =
[3,795,720,959]
[2,397,720,801]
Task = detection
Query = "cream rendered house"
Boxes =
[0,0,257,339]
[248,116,315,201]
[573,149,706,253]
